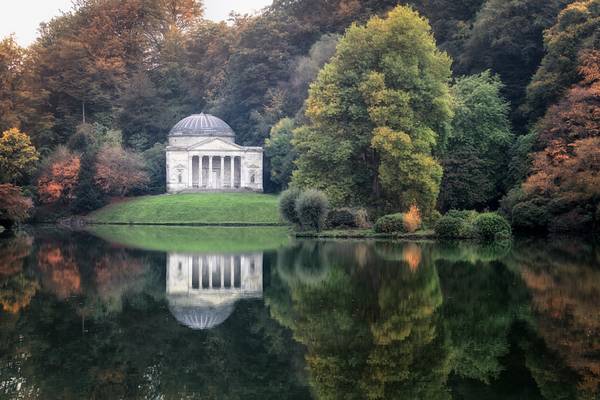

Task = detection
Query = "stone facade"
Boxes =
[166,252,263,330]
[165,114,263,193]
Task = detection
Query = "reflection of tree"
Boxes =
[0,230,310,399]
[0,234,37,313]
[37,243,81,299]
[513,239,600,397]
[267,241,451,399]
[437,258,527,384]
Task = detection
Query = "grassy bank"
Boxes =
[294,229,436,239]
[89,225,290,253]
[87,193,281,225]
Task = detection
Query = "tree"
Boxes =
[524,0,600,123]
[70,152,106,213]
[265,118,297,190]
[438,72,514,211]
[142,142,167,194]
[0,128,39,183]
[36,146,81,205]
[94,145,149,196]
[458,0,569,129]
[292,5,453,214]
[0,184,33,229]
[507,51,600,233]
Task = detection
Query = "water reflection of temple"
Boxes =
[166,253,263,330]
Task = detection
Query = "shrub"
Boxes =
[279,188,301,224]
[473,213,512,242]
[434,216,465,239]
[511,200,549,231]
[295,190,329,231]
[327,208,357,229]
[355,208,372,229]
[374,213,405,234]
[403,205,421,233]
[423,209,442,229]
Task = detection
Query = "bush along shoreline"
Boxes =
[280,189,512,243]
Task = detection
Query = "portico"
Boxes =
[165,113,263,193]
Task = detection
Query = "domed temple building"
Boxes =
[166,252,263,330]
[165,114,263,193]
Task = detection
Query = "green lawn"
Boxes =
[89,225,291,253]
[88,193,281,225]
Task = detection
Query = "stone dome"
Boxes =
[169,113,235,138]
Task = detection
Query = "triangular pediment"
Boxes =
[186,138,245,151]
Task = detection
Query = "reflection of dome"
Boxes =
[168,300,235,330]
[169,113,235,138]
[167,294,238,330]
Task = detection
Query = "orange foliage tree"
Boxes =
[0,183,33,229]
[37,146,81,204]
[508,51,600,232]
[94,145,149,196]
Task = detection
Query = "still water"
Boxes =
[0,226,598,399]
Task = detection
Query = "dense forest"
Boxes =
[0,0,598,234]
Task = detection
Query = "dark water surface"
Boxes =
[0,227,598,399]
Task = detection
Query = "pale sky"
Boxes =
[0,0,272,46]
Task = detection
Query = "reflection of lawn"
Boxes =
[88,193,280,225]
[89,225,291,253]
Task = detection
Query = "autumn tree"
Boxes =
[505,51,600,232]
[36,146,81,205]
[0,128,39,183]
[293,5,453,214]
[0,184,33,229]
[438,72,514,211]
[524,0,600,123]
[94,145,149,197]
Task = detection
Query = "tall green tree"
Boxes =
[438,72,514,211]
[265,118,297,190]
[292,5,453,214]
[458,0,570,130]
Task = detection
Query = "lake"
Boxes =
[0,226,598,399]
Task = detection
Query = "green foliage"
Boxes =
[524,0,600,123]
[434,215,465,239]
[0,128,39,184]
[435,210,509,241]
[295,190,329,231]
[473,212,512,241]
[374,213,406,234]
[458,0,568,128]
[142,143,166,194]
[70,152,106,214]
[439,71,514,211]
[292,5,453,215]
[265,118,297,190]
[279,188,301,225]
[327,208,358,229]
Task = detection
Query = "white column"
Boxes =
[220,257,224,288]
[208,258,213,288]
[220,156,225,189]
[230,157,235,188]
[230,256,234,287]
[188,155,193,188]
[198,154,203,188]
[240,155,245,188]
[208,156,213,188]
